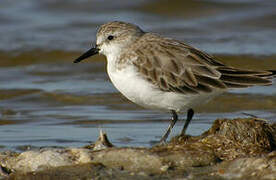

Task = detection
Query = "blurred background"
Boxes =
[0,0,276,151]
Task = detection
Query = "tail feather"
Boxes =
[264,70,276,79]
[218,68,272,76]
[223,82,250,88]
[221,74,272,86]
[217,67,275,88]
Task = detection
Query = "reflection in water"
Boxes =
[0,0,275,151]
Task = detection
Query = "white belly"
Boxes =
[107,64,217,112]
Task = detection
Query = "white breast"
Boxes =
[108,64,158,106]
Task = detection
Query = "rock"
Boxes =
[7,163,155,180]
[91,148,166,173]
[0,148,93,173]
[84,130,114,150]
[217,151,276,180]
[0,118,275,179]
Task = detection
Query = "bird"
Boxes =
[74,21,275,143]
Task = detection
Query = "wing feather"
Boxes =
[128,33,274,94]
[131,34,224,94]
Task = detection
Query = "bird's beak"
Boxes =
[73,45,99,63]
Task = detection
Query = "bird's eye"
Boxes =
[107,35,114,40]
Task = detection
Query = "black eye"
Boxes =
[107,35,114,40]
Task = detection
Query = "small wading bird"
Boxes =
[74,21,275,143]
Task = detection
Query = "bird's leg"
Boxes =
[160,110,178,143]
[181,108,194,135]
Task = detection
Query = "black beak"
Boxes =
[74,46,99,63]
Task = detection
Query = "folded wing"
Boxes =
[130,34,274,94]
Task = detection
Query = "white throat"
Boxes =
[101,44,123,73]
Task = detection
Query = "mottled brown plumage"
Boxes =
[122,33,274,94]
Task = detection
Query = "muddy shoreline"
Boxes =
[1,118,275,179]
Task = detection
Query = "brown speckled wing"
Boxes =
[131,33,273,94]
[131,34,225,94]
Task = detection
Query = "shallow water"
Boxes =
[0,0,276,151]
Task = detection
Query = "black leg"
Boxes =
[160,110,178,143]
[181,108,194,135]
